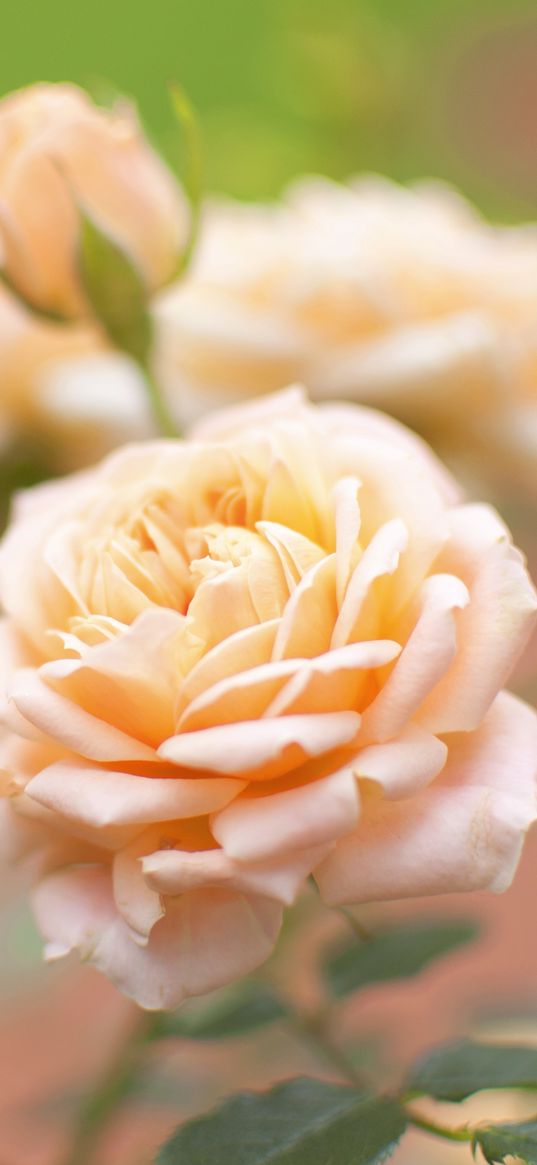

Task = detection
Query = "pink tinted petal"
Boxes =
[417,505,537,733]
[355,725,447,798]
[316,693,537,904]
[159,712,361,779]
[142,843,328,905]
[9,668,156,761]
[26,761,245,826]
[212,766,360,861]
[360,573,469,743]
[33,865,282,1009]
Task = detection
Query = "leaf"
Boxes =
[78,207,152,363]
[474,1118,537,1164]
[152,980,288,1041]
[407,1040,537,1103]
[323,919,479,999]
[157,1077,407,1165]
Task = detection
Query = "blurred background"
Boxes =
[2,0,537,216]
[1,1,537,1162]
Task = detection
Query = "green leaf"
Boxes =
[157,1078,407,1165]
[407,1040,537,1103]
[474,1118,537,1163]
[78,207,152,363]
[152,980,288,1041]
[323,919,479,999]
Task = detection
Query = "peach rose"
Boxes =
[0,288,156,471]
[0,83,186,317]
[154,177,537,494]
[0,388,536,1009]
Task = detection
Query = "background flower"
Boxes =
[0,388,535,1009]
[154,176,537,499]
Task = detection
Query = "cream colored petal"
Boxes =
[355,725,447,798]
[142,843,328,906]
[272,555,337,660]
[331,518,408,648]
[33,865,283,1010]
[159,711,361,779]
[212,766,360,861]
[25,761,245,827]
[9,667,156,761]
[316,692,537,904]
[360,573,469,743]
[332,476,362,606]
[265,639,400,717]
[175,619,279,718]
[417,504,537,733]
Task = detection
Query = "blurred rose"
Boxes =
[0,289,155,471]
[0,83,187,317]
[155,177,537,496]
[0,388,535,1009]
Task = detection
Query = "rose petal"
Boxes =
[33,865,283,1010]
[212,766,360,860]
[159,711,361,779]
[26,761,245,827]
[316,692,537,903]
[360,573,469,743]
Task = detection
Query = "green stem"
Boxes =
[61,1010,159,1165]
[291,1009,369,1089]
[140,362,181,438]
[405,1109,473,1143]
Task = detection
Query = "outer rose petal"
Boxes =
[316,693,537,904]
[9,668,156,762]
[33,865,283,1010]
[417,505,537,733]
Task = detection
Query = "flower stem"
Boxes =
[291,1008,369,1090]
[405,1109,473,1143]
[140,362,181,438]
[61,1010,159,1165]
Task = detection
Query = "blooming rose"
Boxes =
[155,176,537,494]
[0,388,535,1009]
[0,83,186,317]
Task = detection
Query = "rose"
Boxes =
[0,288,156,471]
[0,83,186,317]
[0,387,535,1009]
[154,177,537,494]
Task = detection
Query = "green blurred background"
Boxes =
[2,0,537,217]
